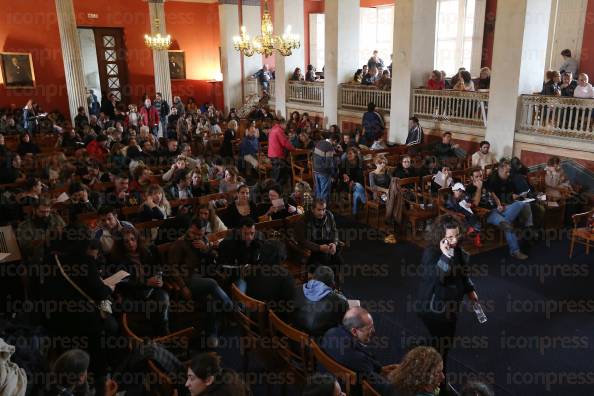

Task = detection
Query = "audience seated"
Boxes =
[223,184,258,228]
[476,67,491,90]
[560,72,578,97]
[94,205,133,255]
[426,70,445,90]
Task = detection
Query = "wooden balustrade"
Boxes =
[412,89,489,127]
[339,83,391,112]
[518,94,594,140]
[287,81,324,107]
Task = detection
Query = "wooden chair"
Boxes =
[268,310,313,388]
[290,149,313,185]
[310,340,357,396]
[398,176,437,239]
[569,209,594,258]
[362,380,382,396]
[230,283,269,373]
[121,312,194,396]
[363,171,386,229]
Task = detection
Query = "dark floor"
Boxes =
[216,217,594,396]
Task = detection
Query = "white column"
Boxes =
[148,1,172,106]
[242,1,262,94]
[485,0,552,157]
[274,0,305,118]
[470,0,487,77]
[219,2,242,113]
[55,0,88,124]
[324,0,360,126]
[388,0,437,144]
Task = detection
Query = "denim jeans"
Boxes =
[487,201,530,254]
[314,173,332,203]
[352,182,367,214]
[187,275,232,335]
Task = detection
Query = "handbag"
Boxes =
[54,254,113,319]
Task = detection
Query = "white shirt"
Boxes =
[573,83,594,99]
[471,151,497,169]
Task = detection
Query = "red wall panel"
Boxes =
[0,0,224,119]
[580,0,594,77]
[0,0,68,114]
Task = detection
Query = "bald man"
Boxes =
[321,307,396,394]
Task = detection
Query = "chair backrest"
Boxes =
[231,283,269,340]
[268,310,313,378]
[396,176,421,204]
[362,380,382,396]
[0,225,22,262]
[310,340,357,395]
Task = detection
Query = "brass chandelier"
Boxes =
[144,0,171,51]
[232,0,300,57]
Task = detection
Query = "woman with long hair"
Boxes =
[426,70,445,90]
[138,184,171,221]
[339,147,366,215]
[218,166,244,193]
[109,226,170,335]
[17,132,40,156]
[387,346,444,396]
[416,215,479,377]
[197,203,227,235]
[220,119,237,159]
[369,154,391,201]
[223,184,258,228]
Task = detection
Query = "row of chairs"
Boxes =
[231,284,381,396]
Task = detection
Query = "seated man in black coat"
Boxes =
[293,266,348,338]
[321,307,395,395]
[297,199,344,284]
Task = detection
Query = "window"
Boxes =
[435,0,483,77]
[307,6,395,72]
[359,6,394,68]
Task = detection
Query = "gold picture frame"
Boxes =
[168,50,186,80]
[0,52,36,89]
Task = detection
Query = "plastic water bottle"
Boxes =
[472,302,487,324]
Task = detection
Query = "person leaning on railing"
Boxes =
[541,70,561,96]
[290,67,304,81]
[560,72,578,97]
[426,70,445,90]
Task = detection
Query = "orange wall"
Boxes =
[0,0,68,114]
[0,0,223,118]
[360,0,394,7]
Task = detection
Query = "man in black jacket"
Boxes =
[297,199,344,282]
[293,266,348,338]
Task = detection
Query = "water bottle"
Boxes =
[472,302,487,324]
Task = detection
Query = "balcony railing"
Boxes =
[518,94,594,140]
[245,77,275,100]
[412,89,489,127]
[339,84,391,112]
[287,81,324,107]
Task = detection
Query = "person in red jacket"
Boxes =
[139,98,160,137]
[267,119,295,188]
[86,134,109,163]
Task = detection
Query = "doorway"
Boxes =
[77,27,129,104]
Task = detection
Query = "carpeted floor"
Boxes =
[337,217,594,396]
[213,215,593,396]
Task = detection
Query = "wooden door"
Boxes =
[93,28,129,103]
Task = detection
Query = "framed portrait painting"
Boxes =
[0,52,35,89]
[168,50,186,80]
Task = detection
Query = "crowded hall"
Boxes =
[1,0,594,395]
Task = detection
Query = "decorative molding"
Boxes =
[218,0,260,5]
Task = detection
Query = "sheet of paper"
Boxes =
[0,253,11,262]
[103,270,130,287]
[459,199,473,214]
[55,192,69,203]
[522,198,536,203]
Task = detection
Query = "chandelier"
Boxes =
[232,0,300,57]
[144,16,171,51]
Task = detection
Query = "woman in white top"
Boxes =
[573,73,594,98]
